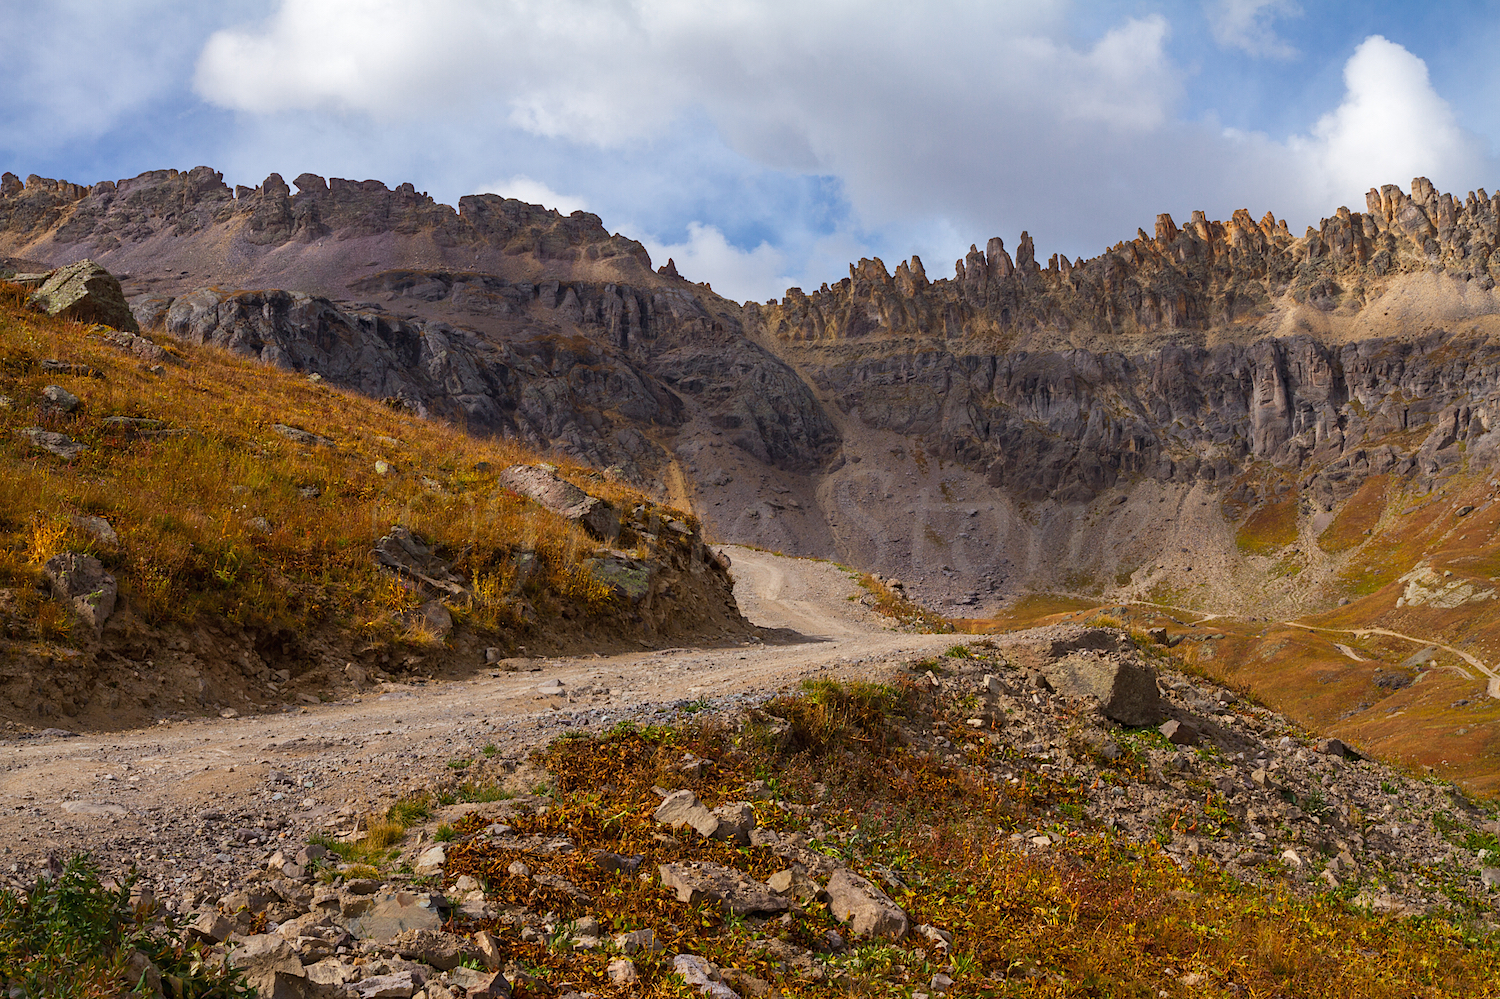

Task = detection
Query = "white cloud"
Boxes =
[189,6,1496,302]
[1,1,238,150]
[1205,0,1300,59]
[478,175,588,215]
[195,2,1176,144]
[1296,35,1487,207]
[643,223,793,303]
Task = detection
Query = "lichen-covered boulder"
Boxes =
[27,259,140,332]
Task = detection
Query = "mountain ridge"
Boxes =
[7,164,1500,787]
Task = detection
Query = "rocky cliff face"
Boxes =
[753,177,1500,349]
[7,168,1500,617]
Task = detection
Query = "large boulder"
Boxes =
[42,553,117,629]
[226,934,306,997]
[1040,649,1163,726]
[500,464,620,542]
[27,259,140,332]
[825,869,908,940]
[341,891,445,941]
[587,552,656,603]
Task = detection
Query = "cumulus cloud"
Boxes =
[478,175,588,215]
[1205,0,1300,59]
[1296,35,1488,208]
[643,223,793,303]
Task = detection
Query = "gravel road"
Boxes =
[0,546,955,893]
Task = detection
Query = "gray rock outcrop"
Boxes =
[658,862,789,915]
[1041,650,1164,727]
[42,553,117,629]
[500,464,619,541]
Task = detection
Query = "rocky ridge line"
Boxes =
[752,177,1500,346]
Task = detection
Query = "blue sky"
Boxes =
[3,1,1498,302]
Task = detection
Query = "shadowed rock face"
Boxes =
[6,168,1500,614]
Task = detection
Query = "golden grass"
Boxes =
[0,285,658,641]
[1318,474,1389,553]
[954,593,1100,633]
[1235,494,1298,554]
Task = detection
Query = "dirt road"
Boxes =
[0,546,955,893]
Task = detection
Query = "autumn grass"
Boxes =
[1235,494,1299,555]
[0,285,664,641]
[432,677,1500,998]
[855,572,952,632]
[1318,474,1389,554]
[954,593,1099,633]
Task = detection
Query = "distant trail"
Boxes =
[1039,595,1500,701]
[1285,622,1500,699]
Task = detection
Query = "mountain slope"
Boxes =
[0,278,751,732]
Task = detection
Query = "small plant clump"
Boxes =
[0,855,248,998]
[856,573,952,633]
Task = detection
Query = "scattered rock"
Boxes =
[352,971,418,998]
[390,928,466,971]
[414,844,446,875]
[918,924,954,951]
[189,910,237,943]
[21,426,86,459]
[1317,738,1359,760]
[343,891,445,941]
[71,514,117,546]
[372,526,471,600]
[449,965,511,997]
[709,801,757,845]
[607,957,639,985]
[673,954,739,999]
[613,928,663,955]
[227,934,305,997]
[766,868,822,903]
[41,384,80,412]
[272,423,334,447]
[1159,718,1201,746]
[659,862,789,914]
[654,789,721,838]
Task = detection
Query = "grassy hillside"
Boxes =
[0,281,743,729]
